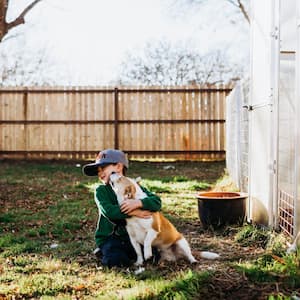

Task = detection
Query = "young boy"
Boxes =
[82,149,162,268]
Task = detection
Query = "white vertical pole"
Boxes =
[270,0,280,229]
[294,0,300,236]
[236,82,242,190]
[247,0,254,223]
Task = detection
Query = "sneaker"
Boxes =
[93,247,102,259]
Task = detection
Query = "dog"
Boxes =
[109,172,219,266]
[287,231,300,253]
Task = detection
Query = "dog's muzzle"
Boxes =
[109,172,121,184]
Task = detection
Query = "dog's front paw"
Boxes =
[144,250,153,261]
[190,257,198,264]
[134,257,144,266]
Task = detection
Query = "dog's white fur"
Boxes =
[287,231,300,254]
[109,173,219,266]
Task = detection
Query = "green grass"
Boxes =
[235,224,271,248]
[233,224,300,298]
[0,160,224,299]
[1,160,299,299]
[235,251,300,288]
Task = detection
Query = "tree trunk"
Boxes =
[0,0,9,42]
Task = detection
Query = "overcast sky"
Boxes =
[1,0,249,85]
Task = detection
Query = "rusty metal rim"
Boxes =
[196,191,248,200]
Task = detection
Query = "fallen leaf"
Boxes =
[271,254,286,265]
[73,284,86,291]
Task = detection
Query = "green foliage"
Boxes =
[235,224,288,256]
[0,234,26,248]
[236,251,300,288]
[0,232,42,257]
[234,225,300,291]
[0,212,15,223]
[266,232,287,256]
[130,270,211,300]
[142,178,210,195]
[235,224,270,248]
[268,295,293,300]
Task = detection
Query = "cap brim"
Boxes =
[82,162,110,176]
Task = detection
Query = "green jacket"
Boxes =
[94,183,161,247]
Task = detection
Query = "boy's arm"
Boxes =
[95,185,128,220]
[139,186,161,211]
[121,187,161,217]
[96,184,161,218]
[121,185,162,214]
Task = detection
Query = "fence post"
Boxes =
[114,87,119,149]
[23,89,28,158]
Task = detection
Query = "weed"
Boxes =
[0,212,15,223]
[268,295,293,300]
[234,226,300,292]
[213,173,239,192]
[235,224,270,248]
[236,251,300,288]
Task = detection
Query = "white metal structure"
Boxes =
[226,0,300,237]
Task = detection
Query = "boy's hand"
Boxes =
[128,209,152,218]
[120,199,142,214]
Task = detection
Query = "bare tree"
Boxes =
[0,0,42,42]
[117,40,242,86]
[226,0,249,23]
[0,46,78,86]
[170,0,249,24]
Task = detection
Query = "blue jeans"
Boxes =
[99,235,137,268]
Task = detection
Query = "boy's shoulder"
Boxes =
[95,183,108,191]
[95,183,113,194]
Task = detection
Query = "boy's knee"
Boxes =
[98,237,136,268]
[101,253,132,268]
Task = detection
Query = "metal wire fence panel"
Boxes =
[278,53,297,236]
[279,190,295,236]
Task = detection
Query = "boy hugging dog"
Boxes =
[109,172,200,265]
[83,149,219,268]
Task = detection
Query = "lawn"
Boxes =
[0,160,299,299]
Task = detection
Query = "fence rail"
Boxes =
[0,86,231,161]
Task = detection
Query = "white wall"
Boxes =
[227,0,300,233]
[280,0,296,52]
[249,0,275,225]
[296,0,300,235]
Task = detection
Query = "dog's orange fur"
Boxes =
[120,177,182,245]
[152,212,183,245]
[124,185,136,199]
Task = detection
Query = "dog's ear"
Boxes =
[124,185,136,199]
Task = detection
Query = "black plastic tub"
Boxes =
[197,192,247,228]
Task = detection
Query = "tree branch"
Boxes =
[226,0,250,24]
[0,0,43,42]
[7,0,43,30]
[236,0,249,23]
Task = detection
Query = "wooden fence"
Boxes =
[0,86,231,161]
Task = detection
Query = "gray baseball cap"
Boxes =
[82,149,129,176]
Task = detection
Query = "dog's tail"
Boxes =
[200,251,220,260]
